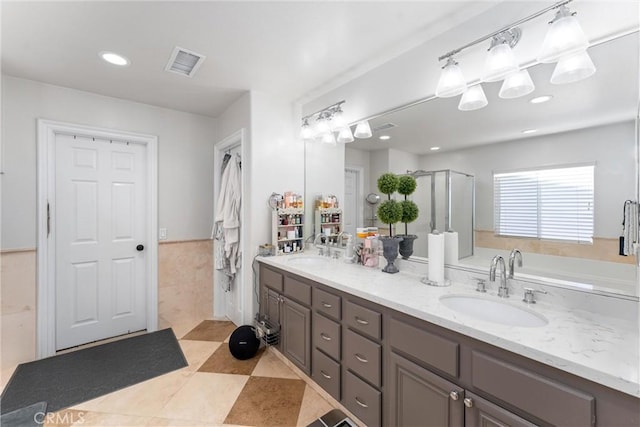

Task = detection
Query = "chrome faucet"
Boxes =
[313,233,328,256]
[489,255,509,298]
[508,249,523,279]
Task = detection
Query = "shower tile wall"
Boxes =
[0,240,214,379]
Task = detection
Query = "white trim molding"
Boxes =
[36,119,159,358]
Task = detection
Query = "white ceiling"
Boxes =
[1,1,496,117]
[349,31,639,155]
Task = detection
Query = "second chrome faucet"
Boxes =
[489,255,509,298]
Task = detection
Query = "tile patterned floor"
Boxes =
[43,320,336,427]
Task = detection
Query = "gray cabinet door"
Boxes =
[464,392,537,427]
[282,296,311,374]
[389,352,464,427]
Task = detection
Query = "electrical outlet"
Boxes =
[159,228,168,240]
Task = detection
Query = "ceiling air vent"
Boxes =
[372,123,397,133]
[165,46,206,77]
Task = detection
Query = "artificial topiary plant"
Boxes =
[377,173,401,236]
[397,175,419,235]
[396,175,419,260]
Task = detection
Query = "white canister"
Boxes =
[287,230,297,240]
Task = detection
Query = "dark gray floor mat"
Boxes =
[0,328,187,414]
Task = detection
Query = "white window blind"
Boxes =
[494,165,594,243]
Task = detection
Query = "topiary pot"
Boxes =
[380,236,403,274]
[397,234,418,259]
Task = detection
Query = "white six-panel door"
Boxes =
[55,134,147,350]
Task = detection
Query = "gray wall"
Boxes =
[420,121,635,238]
[1,75,218,249]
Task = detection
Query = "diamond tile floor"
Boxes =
[41,320,336,426]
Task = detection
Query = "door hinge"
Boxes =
[47,202,51,237]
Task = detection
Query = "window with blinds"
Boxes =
[493,165,594,243]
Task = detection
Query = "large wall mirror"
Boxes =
[305,31,639,298]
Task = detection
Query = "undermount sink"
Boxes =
[287,256,329,266]
[439,294,548,328]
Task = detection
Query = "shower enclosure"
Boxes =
[406,169,475,260]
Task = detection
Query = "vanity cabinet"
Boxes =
[258,262,639,427]
[388,351,534,427]
[464,392,536,427]
[281,296,311,374]
[389,352,464,427]
[260,265,311,374]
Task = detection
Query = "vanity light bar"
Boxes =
[437,0,573,62]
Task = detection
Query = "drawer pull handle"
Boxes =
[320,370,332,379]
[449,391,459,401]
[354,353,368,363]
[320,333,332,341]
[322,302,332,308]
[464,398,474,408]
[355,317,369,325]
[355,397,368,408]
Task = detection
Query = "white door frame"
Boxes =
[345,165,365,231]
[36,119,159,358]
[213,129,247,324]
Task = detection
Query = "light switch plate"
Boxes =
[159,228,167,240]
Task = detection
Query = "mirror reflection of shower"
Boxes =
[406,169,474,259]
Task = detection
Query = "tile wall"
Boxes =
[0,239,213,378]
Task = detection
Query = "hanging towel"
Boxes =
[215,153,242,275]
[621,200,639,256]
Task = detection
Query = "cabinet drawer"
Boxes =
[389,317,459,378]
[313,287,341,320]
[284,275,311,305]
[472,351,595,426]
[344,370,381,427]
[344,329,381,387]
[344,300,381,340]
[261,266,283,293]
[313,313,341,360]
[312,348,341,401]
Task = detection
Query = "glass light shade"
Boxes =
[435,60,466,98]
[482,43,519,82]
[321,132,337,145]
[537,9,589,63]
[331,109,346,131]
[499,69,535,99]
[337,127,354,143]
[300,120,315,140]
[354,121,372,139]
[550,50,596,84]
[315,117,330,134]
[458,84,488,111]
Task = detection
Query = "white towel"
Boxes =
[215,153,242,275]
[622,200,639,256]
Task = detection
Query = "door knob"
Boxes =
[449,391,459,401]
[136,244,144,251]
[464,398,474,408]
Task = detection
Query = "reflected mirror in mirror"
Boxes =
[304,32,639,297]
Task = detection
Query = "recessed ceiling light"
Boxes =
[430,146,440,151]
[99,51,130,66]
[529,95,553,104]
[379,135,390,140]
[522,129,538,134]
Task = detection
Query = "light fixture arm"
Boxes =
[437,0,573,62]
[301,100,346,122]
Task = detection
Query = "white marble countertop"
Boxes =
[258,253,640,398]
